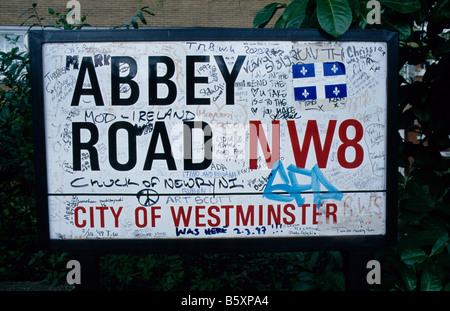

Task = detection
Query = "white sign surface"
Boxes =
[41,39,388,240]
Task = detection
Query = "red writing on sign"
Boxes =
[169,203,337,228]
[249,119,364,169]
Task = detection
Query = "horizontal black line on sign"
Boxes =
[48,190,387,197]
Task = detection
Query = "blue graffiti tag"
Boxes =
[263,161,343,207]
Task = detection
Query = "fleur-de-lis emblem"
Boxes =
[300,66,308,75]
[333,87,340,96]
[331,64,339,73]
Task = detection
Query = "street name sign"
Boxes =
[30,28,397,252]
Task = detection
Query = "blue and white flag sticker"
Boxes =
[293,62,347,101]
[325,84,347,98]
[294,86,317,100]
[323,62,346,76]
[292,63,315,78]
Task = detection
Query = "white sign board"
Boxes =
[31,29,397,251]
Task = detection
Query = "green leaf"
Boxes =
[48,8,55,15]
[399,264,417,290]
[421,262,444,291]
[400,236,428,265]
[305,251,319,270]
[276,0,309,28]
[431,234,450,256]
[328,250,344,269]
[316,0,352,38]
[131,16,138,29]
[137,11,147,25]
[141,8,155,16]
[294,271,317,291]
[379,0,421,13]
[412,0,430,23]
[401,247,427,265]
[253,3,284,28]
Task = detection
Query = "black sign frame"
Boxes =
[29,28,398,253]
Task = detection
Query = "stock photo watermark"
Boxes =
[66,0,81,25]
[65,258,382,286]
[366,0,381,25]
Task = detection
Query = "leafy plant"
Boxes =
[115,5,155,29]
[0,2,153,286]
[0,7,85,284]
[99,251,345,291]
[19,2,90,30]
[0,35,49,282]
[254,0,354,37]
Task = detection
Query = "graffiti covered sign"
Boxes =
[30,29,397,251]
